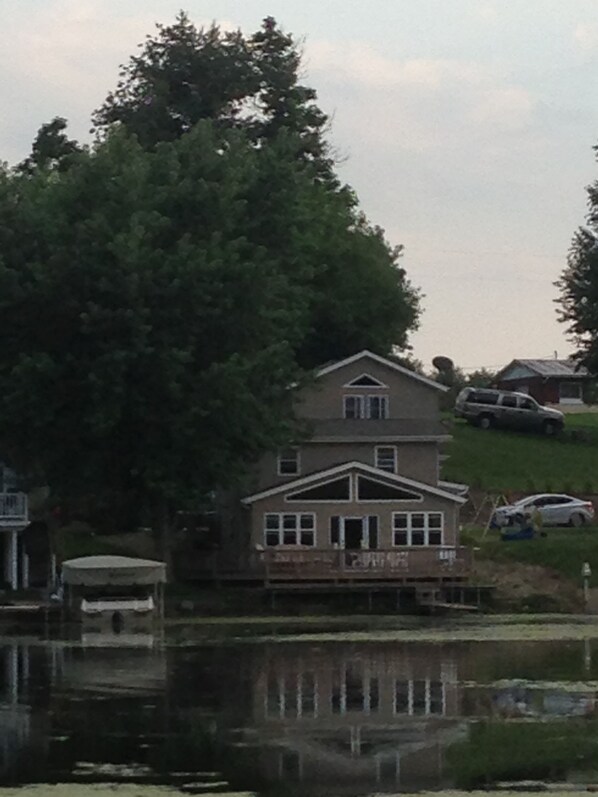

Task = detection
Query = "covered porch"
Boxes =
[0,493,30,590]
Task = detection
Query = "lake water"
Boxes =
[1,618,598,795]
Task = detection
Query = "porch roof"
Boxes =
[308,418,450,441]
[242,461,468,505]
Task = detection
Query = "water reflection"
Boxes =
[0,633,597,793]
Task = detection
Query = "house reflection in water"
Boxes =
[247,643,467,793]
[0,642,53,782]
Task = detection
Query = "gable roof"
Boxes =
[498,358,590,380]
[242,460,467,505]
[316,350,448,392]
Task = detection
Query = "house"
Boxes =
[495,358,593,406]
[233,350,471,589]
[0,464,30,591]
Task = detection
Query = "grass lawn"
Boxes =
[443,414,598,494]
[464,526,598,586]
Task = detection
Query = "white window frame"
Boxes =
[343,394,364,419]
[343,394,389,419]
[392,512,443,546]
[366,394,389,419]
[264,513,316,547]
[277,448,300,476]
[375,446,397,473]
[394,679,446,716]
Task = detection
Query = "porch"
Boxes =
[0,493,30,591]
[176,545,473,585]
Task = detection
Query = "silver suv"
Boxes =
[455,387,564,435]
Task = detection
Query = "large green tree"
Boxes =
[4,13,422,555]
[92,13,420,366]
[556,142,598,371]
[0,124,321,553]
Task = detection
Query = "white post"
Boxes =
[3,533,10,585]
[582,561,592,608]
[21,549,29,590]
[9,530,18,591]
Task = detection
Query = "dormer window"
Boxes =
[278,448,300,476]
[343,395,389,419]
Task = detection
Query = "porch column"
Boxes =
[8,530,18,590]
[21,542,29,590]
[3,532,10,585]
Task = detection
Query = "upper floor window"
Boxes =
[375,446,397,473]
[343,395,389,419]
[278,448,300,476]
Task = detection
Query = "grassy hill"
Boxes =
[443,413,598,495]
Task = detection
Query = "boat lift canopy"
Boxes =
[62,555,167,587]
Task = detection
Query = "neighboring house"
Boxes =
[0,464,30,591]
[495,358,593,406]
[232,350,470,587]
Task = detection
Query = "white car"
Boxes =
[492,494,595,528]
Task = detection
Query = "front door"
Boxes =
[342,518,364,550]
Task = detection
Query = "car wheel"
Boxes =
[543,421,557,436]
[570,512,585,528]
[478,414,492,430]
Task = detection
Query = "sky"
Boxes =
[2,0,598,371]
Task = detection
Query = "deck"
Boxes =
[176,546,473,585]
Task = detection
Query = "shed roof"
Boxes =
[499,358,590,380]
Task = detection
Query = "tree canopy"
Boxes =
[0,13,421,546]
[556,142,598,372]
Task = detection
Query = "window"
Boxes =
[500,395,517,408]
[519,397,536,410]
[264,513,315,547]
[278,448,300,476]
[267,672,317,719]
[368,395,388,419]
[343,395,389,418]
[394,680,445,716]
[467,391,498,405]
[560,381,582,400]
[357,476,421,501]
[344,395,363,419]
[392,512,443,546]
[286,476,351,502]
[375,446,397,473]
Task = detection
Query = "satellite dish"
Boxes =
[432,355,454,373]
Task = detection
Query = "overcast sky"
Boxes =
[2,0,598,370]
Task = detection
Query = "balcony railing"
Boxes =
[0,493,28,526]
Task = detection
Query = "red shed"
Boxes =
[496,358,592,406]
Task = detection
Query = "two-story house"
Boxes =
[239,350,470,586]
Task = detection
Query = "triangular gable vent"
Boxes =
[344,373,387,388]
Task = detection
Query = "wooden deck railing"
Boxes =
[0,493,28,526]
[257,547,472,582]
[175,545,473,583]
